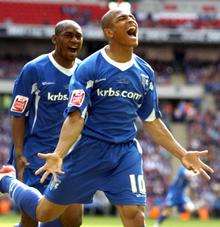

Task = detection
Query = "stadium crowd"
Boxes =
[0,111,11,165]
[189,110,220,212]
[1,53,220,87]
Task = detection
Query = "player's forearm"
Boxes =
[143,118,187,160]
[54,111,84,159]
[11,116,25,155]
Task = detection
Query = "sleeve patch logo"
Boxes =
[69,89,85,107]
[11,95,29,113]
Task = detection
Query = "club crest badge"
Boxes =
[69,89,85,107]
[11,95,29,113]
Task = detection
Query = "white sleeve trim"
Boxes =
[81,107,88,119]
[145,108,156,122]
[134,138,143,154]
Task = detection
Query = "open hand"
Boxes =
[35,153,64,183]
[181,150,214,180]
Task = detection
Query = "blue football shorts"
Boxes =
[44,135,146,205]
[23,166,51,194]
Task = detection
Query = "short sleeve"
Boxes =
[137,72,162,121]
[10,63,38,117]
[64,63,94,118]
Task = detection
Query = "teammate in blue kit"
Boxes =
[0,9,214,227]
[9,20,83,227]
[154,167,196,227]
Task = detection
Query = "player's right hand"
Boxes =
[15,154,29,181]
[35,153,65,184]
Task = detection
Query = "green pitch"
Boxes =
[0,213,219,227]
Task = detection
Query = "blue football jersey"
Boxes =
[10,53,80,168]
[65,48,161,143]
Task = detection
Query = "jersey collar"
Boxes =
[48,52,78,76]
[101,47,134,71]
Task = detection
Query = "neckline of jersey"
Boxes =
[48,52,78,76]
[100,47,134,71]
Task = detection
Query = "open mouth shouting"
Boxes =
[68,47,78,54]
[126,26,138,38]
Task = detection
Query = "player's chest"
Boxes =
[91,70,147,105]
[95,70,144,92]
[93,67,151,99]
[36,74,70,103]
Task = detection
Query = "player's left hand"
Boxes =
[35,152,64,183]
[181,150,214,180]
[15,154,29,181]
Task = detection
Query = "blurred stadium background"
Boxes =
[0,0,219,226]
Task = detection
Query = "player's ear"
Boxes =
[51,35,57,45]
[104,28,114,39]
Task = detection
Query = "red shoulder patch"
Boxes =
[11,95,29,113]
[69,89,85,107]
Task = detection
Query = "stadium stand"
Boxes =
[0,0,220,29]
[0,1,107,25]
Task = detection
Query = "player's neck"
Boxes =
[106,44,133,63]
[52,52,74,69]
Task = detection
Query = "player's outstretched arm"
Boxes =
[35,110,84,183]
[143,118,214,180]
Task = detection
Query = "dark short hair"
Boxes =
[101,9,122,30]
[55,20,81,35]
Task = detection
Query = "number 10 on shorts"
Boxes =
[129,174,146,194]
